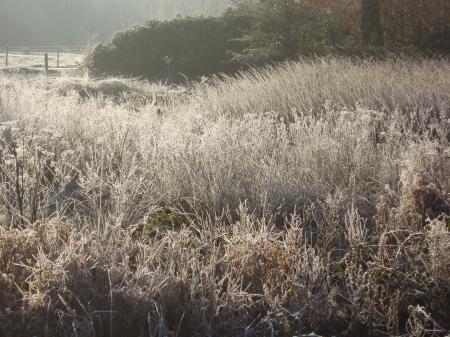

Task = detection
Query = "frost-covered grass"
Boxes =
[0,51,83,69]
[0,58,449,337]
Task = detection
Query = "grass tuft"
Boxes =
[0,57,449,337]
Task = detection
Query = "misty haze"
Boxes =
[0,0,231,44]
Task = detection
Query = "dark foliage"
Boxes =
[85,1,450,80]
[85,16,247,81]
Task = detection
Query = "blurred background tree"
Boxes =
[1,0,447,52]
[231,0,449,58]
[361,0,384,46]
[5,0,447,80]
[85,0,449,81]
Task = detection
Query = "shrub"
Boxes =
[85,16,246,81]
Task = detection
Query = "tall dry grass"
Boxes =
[0,58,449,337]
[196,57,450,118]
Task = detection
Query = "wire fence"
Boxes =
[0,46,86,68]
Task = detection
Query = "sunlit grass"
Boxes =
[0,57,449,337]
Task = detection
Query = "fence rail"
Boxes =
[0,46,85,53]
[0,45,86,69]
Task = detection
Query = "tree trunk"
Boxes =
[361,0,384,46]
[282,0,297,58]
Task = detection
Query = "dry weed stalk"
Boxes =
[0,57,449,337]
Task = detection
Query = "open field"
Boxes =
[0,52,83,67]
[0,58,449,337]
[0,47,85,75]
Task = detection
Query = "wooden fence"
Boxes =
[0,46,85,69]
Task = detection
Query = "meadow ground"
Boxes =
[0,51,83,68]
[0,57,449,337]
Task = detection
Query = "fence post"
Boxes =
[44,53,48,75]
[5,46,8,68]
[56,46,60,68]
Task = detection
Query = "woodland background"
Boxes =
[84,0,450,80]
